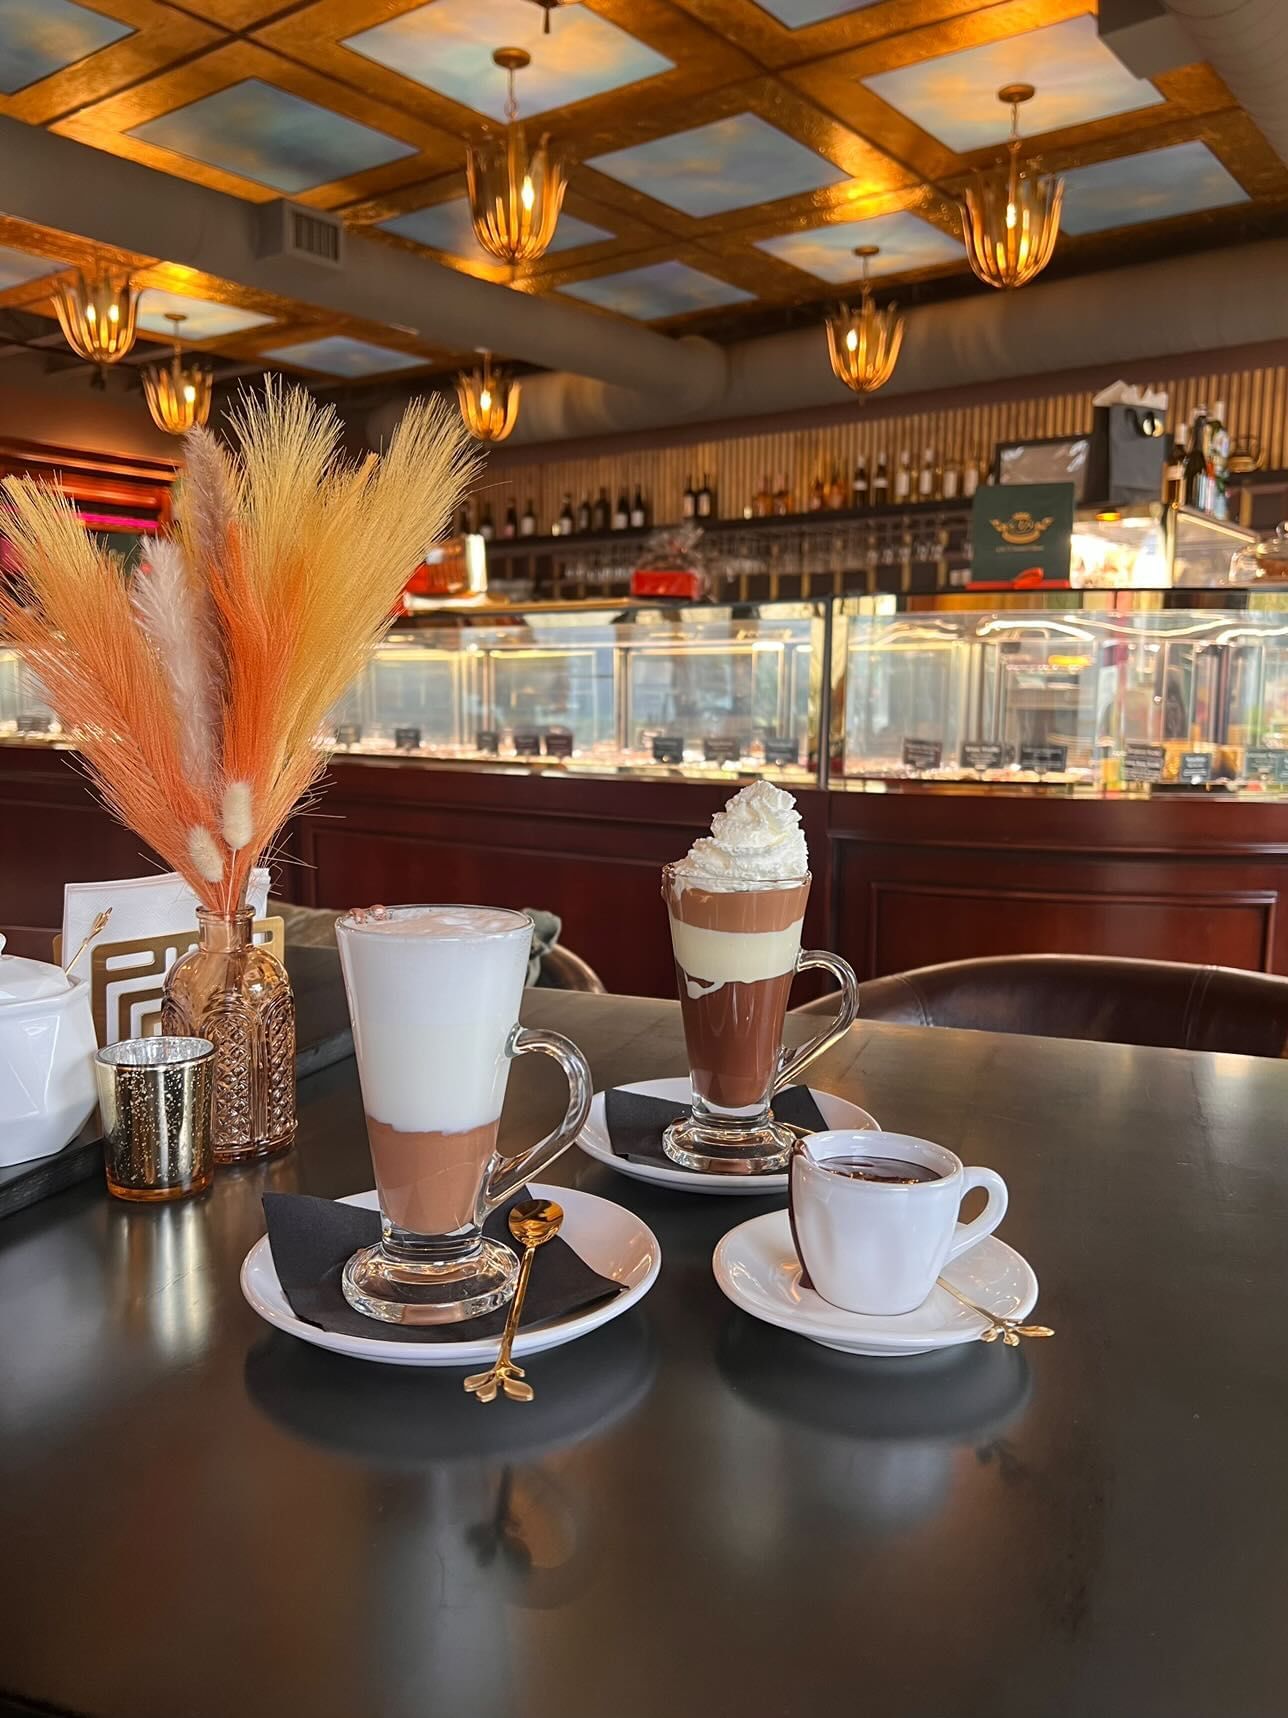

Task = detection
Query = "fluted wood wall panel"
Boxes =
[478,364,1288,527]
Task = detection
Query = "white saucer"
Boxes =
[240,1183,661,1369]
[576,1077,879,1195]
[713,1209,1039,1357]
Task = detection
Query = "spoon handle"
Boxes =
[494,1243,537,1376]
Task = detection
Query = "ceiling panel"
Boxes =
[0,240,68,291]
[756,0,882,26]
[136,285,275,339]
[755,208,962,280]
[0,0,132,94]
[382,197,613,262]
[588,113,849,217]
[1059,138,1251,234]
[560,259,756,319]
[261,334,430,376]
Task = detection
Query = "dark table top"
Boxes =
[3,993,1287,1718]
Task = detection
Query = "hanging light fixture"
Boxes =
[456,350,521,443]
[960,83,1063,291]
[466,47,567,266]
[824,245,904,396]
[142,313,213,437]
[51,264,139,366]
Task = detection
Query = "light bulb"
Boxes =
[479,388,492,412]
[520,175,535,212]
[845,328,858,353]
[183,383,196,405]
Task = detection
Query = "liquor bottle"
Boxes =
[478,501,495,541]
[828,468,846,510]
[697,472,714,517]
[754,474,773,518]
[852,459,869,508]
[894,451,912,503]
[941,459,959,501]
[576,495,591,533]
[591,488,610,531]
[1183,408,1209,511]
[1208,401,1230,520]
[682,476,696,520]
[519,498,537,537]
[809,475,826,512]
[872,452,889,506]
[502,499,518,539]
[557,494,574,537]
[612,490,630,530]
[629,486,648,529]
[1164,429,1186,507]
[772,473,791,516]
[917,447,936,500]
[963,460,981,499]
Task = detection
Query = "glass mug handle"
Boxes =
[483,1025,593,1212]
[774,950,859,1095]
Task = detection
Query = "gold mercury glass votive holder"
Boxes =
[95,1037,216,1203]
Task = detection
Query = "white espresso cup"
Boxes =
[789,1129,1008,1316]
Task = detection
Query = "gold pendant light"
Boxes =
[466,47,567,266]
[960,84,1063,291]
[456,350,521,443]
[52,264,139,365]
[142,313,213,436]
[825,245,904,396]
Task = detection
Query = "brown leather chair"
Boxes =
[794,954,1288,1059]
[535,942,606,993]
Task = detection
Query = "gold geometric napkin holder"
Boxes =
[55,918,285,1045]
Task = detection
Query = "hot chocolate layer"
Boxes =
[366,1116,499,1235]
[676,968,796,1110]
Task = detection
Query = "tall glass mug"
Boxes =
[662,864,858,1174]
[335,905,592,1325]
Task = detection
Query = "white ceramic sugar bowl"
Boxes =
[0,935,98,1167]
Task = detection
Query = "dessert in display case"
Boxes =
[1069,505,1253,589]
[329,602,823,778]
[841,607,1288,790]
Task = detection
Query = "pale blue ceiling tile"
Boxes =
[261,336,427,378]
[1059,140,1249,234]
[757,210,961,281]
[561,261,754,320]
[590,114,846,217]
[0,0,132,96]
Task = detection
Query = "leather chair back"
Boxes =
[794,954,1288,1059]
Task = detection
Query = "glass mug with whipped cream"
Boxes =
[662,783,858,1174]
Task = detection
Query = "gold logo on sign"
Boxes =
[990,510,1054,547]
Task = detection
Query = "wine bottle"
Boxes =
[1208,401,1230,520]
[828,468,845,510]
[630,487,647,529]
[754,475,772,518]
[557,494,574,537]
[682,476,696,520]
[962,460,980,499]
[697,472,714,517]
[503,499,518,539]
[809,475,825,512]
[941,459,959,501]
[519,497,537,537]
[612,490,630,530]
[772,472,791,516]
[852,459,868,508]
[894,452,911,503]
[1183,408,1209,511]
[576,495,591,533]
[591,488,610,531]
[1164,429,1185,507]
[478,501,495,541]
[872,452,889,506]
[917,447,935,500]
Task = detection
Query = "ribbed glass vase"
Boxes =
[160,908,296,1164]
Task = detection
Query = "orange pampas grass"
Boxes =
[0,379,473,910]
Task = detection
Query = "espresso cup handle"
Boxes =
[773,950,859,1095]
[483,1026,593,1212]
[946,1167,1009,1263]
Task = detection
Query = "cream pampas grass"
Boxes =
[0,379,473,911]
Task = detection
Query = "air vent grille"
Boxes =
[291,209,342,265]
[256,200,345,270]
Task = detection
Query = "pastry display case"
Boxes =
[1070,505,1253,589]
[0,646,61,742]
[840,606,1288,790]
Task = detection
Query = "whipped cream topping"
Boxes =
[673,781,808,886]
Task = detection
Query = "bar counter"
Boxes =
[5,742,1288,991]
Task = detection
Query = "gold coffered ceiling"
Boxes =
[0,0,1284,375]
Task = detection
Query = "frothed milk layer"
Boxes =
[337,906,530,1135]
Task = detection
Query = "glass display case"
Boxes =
[0,646,61,741]
[841,607,1288,790]
[1070,505,1253,589]
[330,602,824,779]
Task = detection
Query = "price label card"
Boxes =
[334,722,362,747]
[763,737,800,766]
[394,726,422,751]
[475,728,500,754]
[513,728,542,755]
[703,736,742,763]
[1178,751,1213,782]
[1242,748,1288,782]
[960,741,1005,770]
[1123,743,1165,783]
[652,734,685,764]
[543,728,574,758]
[902,737,943,771]
[1019,744,1069,773]
[16,714,52,734]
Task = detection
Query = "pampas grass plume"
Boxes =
[187,826,225,885]
[222,780,253,851]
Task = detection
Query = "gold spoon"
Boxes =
[937,1276,1054,1346]
[63,907,112,976]
[463,1199,564,1404]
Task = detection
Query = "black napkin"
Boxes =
[604,1084,828,1169]
[263,1191,622,1345]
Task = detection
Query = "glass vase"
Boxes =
[160,908,296,1165]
